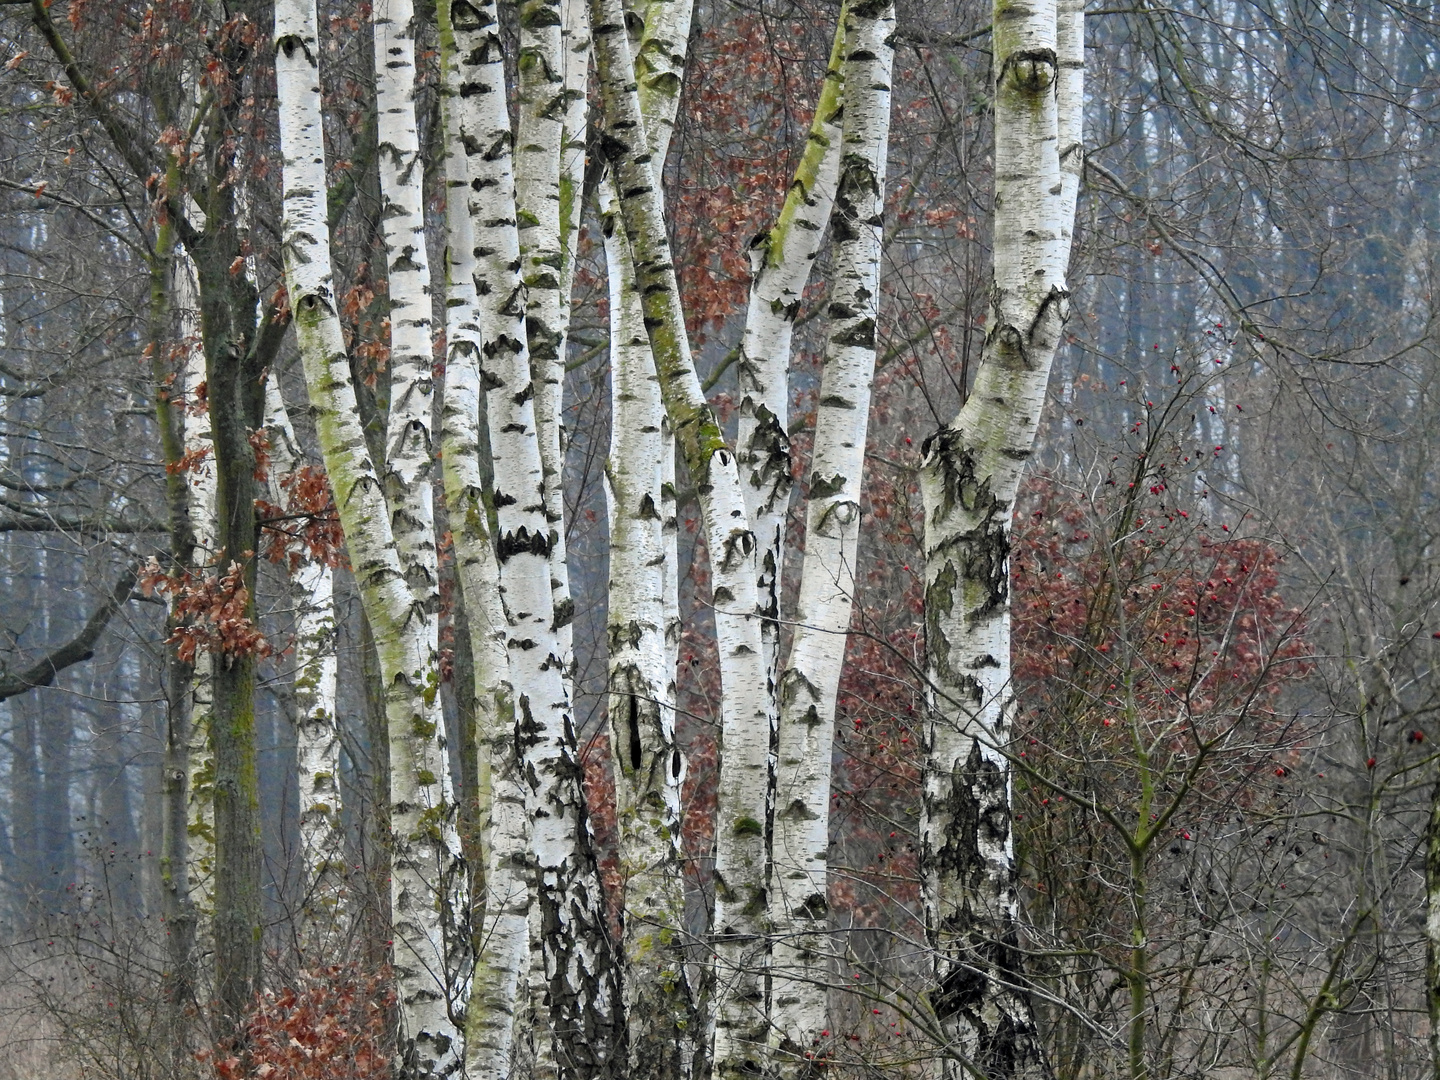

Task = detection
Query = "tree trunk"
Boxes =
[264,377,344,940]
[191,69,267,1035]
[147,201,200,1021]
[588,1,776,1073]
[453,2,622,1067]
[770,4,893,1071]
[515,0,577,675]
[918,0,1082,1076]
[735,6,846,708]
[275,4,467,1071]
[176,259,218,919]
[437,3,534,1074]
[601,172,694,1076]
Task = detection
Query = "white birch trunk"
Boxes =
[373,0,442,660]
[634,0,694,170]
[452,6,622,1077]
[176,258,217,916]
[558,0,591,312]
[438,4,534,1075]
[769,5,893,1070]
[588,3,774,1075]
[593,0,696,1070]
[918,0,1082,1075]
[515,0,577,672]
[601,175,694,1077]
[275,5,467,1073]
[734,9,846,707]
[263,376,344,936]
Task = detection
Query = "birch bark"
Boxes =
[601,175,694,1076]
[275,4,467,1072]
[148,201,200,1026]
[588,2,774,1075]
[917,0,1082,1075]
[558,0,591,315]
[735,9,846,705]
[263,376,343,935]
[438,4,533,1076]
[593,0,696,1071]
[373,0,442,668]
[770,4,893,1070]
[451,4,622,1077]
[515,0,577,670]
[176,260,217,917]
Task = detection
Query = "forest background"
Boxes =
[0,0,1436,1079]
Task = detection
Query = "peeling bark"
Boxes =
[451,2,623,1075]
[918,0,1082,1076]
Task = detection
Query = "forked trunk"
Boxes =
[918,0,1082,1076]
[770,3,893,1070]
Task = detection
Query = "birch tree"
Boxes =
[262,376,343,931]
[770,2,893,1069]
[918,0,1083,1074]
[273,2,467,1070]
[587,1,784,1072]
[176,261,217,918]
[447,2,620,1076]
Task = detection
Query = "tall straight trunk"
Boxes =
[515,0,577,672]
[588,2,773,1075]
[512,2,573,1048]
[917,0,1082,1076]
[770,4,893,1071]
[636,0,690,717]
[438,3,533,1075]
[596,0,695,1072]
[274,5,467,1073]
[148,200,200,1016]
[263,377,343,936]
[374,0,443,639]
[601,175,694,1076]
[176,260,218,916]
[735,8,846,706]
[450,5,621,1073]
[191,60,268,1031]
[373,0,473,1067]
[558,0,591,319]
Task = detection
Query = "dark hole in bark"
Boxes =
[628,693,642,771]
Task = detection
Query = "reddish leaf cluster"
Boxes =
[141,558,271,663]
[167,444,212,475]
[202,965,393,1080]
[257,466,346,571]
[1013,474,1311,727]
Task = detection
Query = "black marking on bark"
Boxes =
[495,525,551,562]
[808,471,847,501]
[782,798,821,823]
[452,0,494,32]
[551,595,574,631]
[831,317,876,349]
